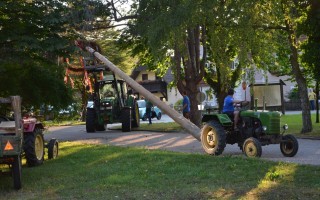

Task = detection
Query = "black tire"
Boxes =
[95,124,106,131]
[157,112,162,120]
[142,113,147,121]
[48,139,59,159]
[12,155,22,190]
[131,101,140,128]
[86,108,96,133]
[122,108,131,132]
[23,128,44,167]
[280,134,299,157]
[200,120,226,155]
[243,137,262,158]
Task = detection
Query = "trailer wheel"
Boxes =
[200,120,226,155]
[280,134,299,157]
[24,128,44,167]
[48,139,59,159]
[122,108,131,132]
[86,108,96,133]
[12,155,22,190]
[243,137,262,158]
[131,101,140,128]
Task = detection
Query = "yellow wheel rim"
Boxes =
[35,134,44,160]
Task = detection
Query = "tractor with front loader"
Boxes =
[0,96,58,190]
[200,100,299,157]
[81,55,140,133]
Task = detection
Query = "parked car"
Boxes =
[137,100,162,121]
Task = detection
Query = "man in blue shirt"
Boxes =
[182,91,190,119]
[223,88,241,131]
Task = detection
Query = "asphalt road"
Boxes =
[44,114,320,166]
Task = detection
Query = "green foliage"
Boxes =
[0,61,73,109]
[0,0,79,109]
[286,88,300,101]
[299,1,320,81]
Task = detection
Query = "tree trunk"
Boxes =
[287,31,312,133]
[187,84,202,127]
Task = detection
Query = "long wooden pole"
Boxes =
[84,46,201,141]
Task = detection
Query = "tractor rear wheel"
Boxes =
[131,101,140,128]
[48,139,59,159]
[12,155,22,190]
[280,134,299,157]
[86,108,96,133]
[23,128,44,167]
[122,108,131,132]
[243,137,262,157]
[200,120,226,155]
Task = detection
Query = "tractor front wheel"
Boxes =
[23,128,44,167]
[122,108,132,132]
[200,120,226,155]
[280,134,299,157]
[86,108,96,133]
[243,137,262,158]
[131,101,140,128]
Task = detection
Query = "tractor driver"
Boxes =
[222,88,242,131]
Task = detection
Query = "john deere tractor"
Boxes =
[83,57,140,132]
[200,100,299,158]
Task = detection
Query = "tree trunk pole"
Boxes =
[85,46,201,141]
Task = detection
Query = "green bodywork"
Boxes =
[202,109,282,135]
[241,110,281,135]
[97,95,134,125]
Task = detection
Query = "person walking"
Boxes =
[308,89,316,110]
[182,91,190,119]
[145,99,153,124]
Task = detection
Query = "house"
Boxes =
[130,66,168,101]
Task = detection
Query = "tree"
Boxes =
[117,0,211,126]
[0,0,78,110]
[299,0,320,123]
[275,0,313,133]
[104,0,315,132]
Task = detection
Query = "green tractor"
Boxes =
[200,101,299,157]
[84,57,140,133]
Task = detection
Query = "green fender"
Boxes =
[202,113,233,126]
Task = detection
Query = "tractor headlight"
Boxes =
[283,124,288,130]
[262,126,267,131]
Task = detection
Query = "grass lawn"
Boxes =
[281,113,320,137]
[1,142,320,199]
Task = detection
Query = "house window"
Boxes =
[142,74,148,81]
